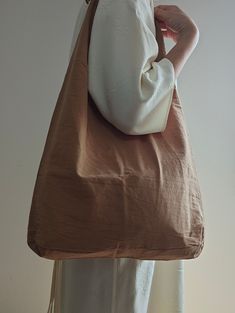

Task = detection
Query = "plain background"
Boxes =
[0,0,234,312]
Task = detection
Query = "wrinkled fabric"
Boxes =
[60,258,155,313]
[87,0,177,134]
[27,0,204,261]
[46,259,184,313]
[46,1,186,311]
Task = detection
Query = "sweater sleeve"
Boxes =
[88,0,177,135]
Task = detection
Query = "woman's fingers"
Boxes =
[154,4,199,43]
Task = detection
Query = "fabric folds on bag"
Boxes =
[27,0,205,261]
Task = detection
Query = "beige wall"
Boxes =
[0,0,234,312]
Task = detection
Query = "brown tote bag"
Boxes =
[27,0,205,261]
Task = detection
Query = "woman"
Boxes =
[48,0,200,312]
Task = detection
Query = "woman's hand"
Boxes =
[154,5,199,44]
[154,5,200,79]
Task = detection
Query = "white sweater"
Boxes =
[69,0,177,135]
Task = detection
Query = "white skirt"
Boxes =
[47,258,184,313]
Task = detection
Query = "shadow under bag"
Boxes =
[27,0,205,260]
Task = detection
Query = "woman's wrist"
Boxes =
[177,25,200,48]
[164,27,199,78]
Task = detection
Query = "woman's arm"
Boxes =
[88,0,177,135]
[154,4,200,79]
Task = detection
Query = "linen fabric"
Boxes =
[46,259,184,313]
[27,0,205,260]
[46,1,185,310]
[45,1,187,311]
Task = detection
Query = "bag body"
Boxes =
[27,0,205,260]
